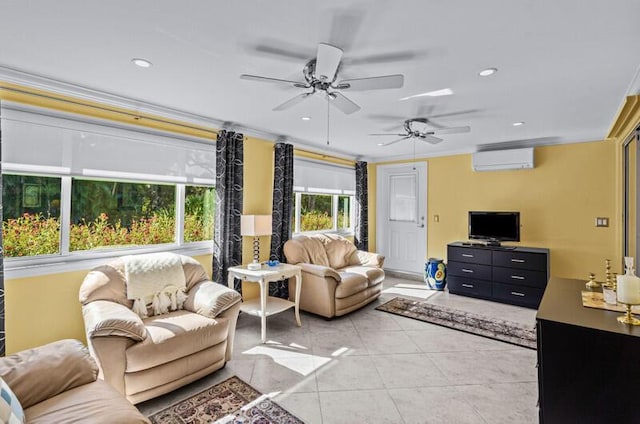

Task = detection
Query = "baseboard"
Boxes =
[384,269,424,282]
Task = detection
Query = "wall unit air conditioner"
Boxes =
[472,147,534,172]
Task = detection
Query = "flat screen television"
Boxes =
[468,211,520,245]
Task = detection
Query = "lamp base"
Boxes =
[247,262,262,271]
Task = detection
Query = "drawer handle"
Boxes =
[511,275,525,280]
[511,258,525,263]
[511,291,526,297]
[462,254,474,258]
[461,269,474,273]
[462,283,474,288]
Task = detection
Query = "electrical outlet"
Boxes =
[434,214,440,223]
[595,217,609,227]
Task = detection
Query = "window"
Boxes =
[338,195,351,230]
[1,104,216,267]
[292,158,356,235]
[70,179,176,251]
[1,176,215,258]
[299,193,333,232]
[184,185,215,242]
[1,174,62,257]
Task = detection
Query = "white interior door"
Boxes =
[376,163,427,274]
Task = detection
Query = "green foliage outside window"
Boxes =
[300,194,332,231]
[1,174,216,258]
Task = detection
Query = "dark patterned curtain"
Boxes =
[213,130,244,292]
[269,143,294,298]
[354,161,369,251]
[0,102,5,356]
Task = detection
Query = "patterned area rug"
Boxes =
[376,297,537,349]
[147,376,304,424]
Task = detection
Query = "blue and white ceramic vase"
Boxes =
[425,258,447,290]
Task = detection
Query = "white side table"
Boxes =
[227,263,302,343]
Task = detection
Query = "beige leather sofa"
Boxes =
[0,339,149,424]
[283,234,385,318]
[79,253,241,404]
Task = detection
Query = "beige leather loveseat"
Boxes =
[284,234,385,318]
[0,339,149,423]
[79,253,241,404]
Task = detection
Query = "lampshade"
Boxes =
[241,215,272,236]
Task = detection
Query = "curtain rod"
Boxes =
[0,85,219,136]
[292,147,356,166]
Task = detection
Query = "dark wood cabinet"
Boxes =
[446,242,550,308]
[537,278,640,423]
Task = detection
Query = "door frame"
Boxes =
[376,162,427,274]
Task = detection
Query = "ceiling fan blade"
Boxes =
[368,133,407,136]
[252,43,310,61]
[241,74,308,88]
[431,126,471,135]
[315,43,343,82]
[328,92,360,114]
[378,136,412,147]
[336,74,404,91]
[419,135,443,145]
[345,50,424,66]
[272,93,313,111]
[328,9,364,52]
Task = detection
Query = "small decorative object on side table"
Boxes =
[227,263,302,342]
[616,257,640,325]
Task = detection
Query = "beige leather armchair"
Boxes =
[79,253,241,404]
[0,339,149,423]
[284,234,385,318]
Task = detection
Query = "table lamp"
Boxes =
[241,214,272,270]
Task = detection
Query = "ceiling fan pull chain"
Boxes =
[326,95,330,145]
[413,138,416,170]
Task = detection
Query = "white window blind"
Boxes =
[294,158,355,194]
[1,105,216,184]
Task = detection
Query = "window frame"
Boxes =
[3,169,214,278]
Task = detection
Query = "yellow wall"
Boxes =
[4,135,276,354]
[240,136,275,299]
[371,140,618,279]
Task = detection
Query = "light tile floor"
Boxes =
[138,276,539,423]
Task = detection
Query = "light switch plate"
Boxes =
[596,217,609,227]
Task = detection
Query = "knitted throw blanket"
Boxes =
[124,252,187,318]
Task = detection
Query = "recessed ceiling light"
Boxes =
[478,68,497,77]
[377,142,385,146]
[131,58,152,68]
[400,88,453,101]
[512,121,525,126]
[301,116,312,121]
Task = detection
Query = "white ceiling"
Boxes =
[1,0,640,161]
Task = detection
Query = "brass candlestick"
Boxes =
[605,259,612,287]
[586,273,600,289]
[617,302,640,325]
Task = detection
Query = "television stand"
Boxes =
[447,242,550,308]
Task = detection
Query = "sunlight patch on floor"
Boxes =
[242,343,333,376]
[382,282,439,300]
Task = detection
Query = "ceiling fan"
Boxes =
[240,43,404,115]
[370,118,470,146]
